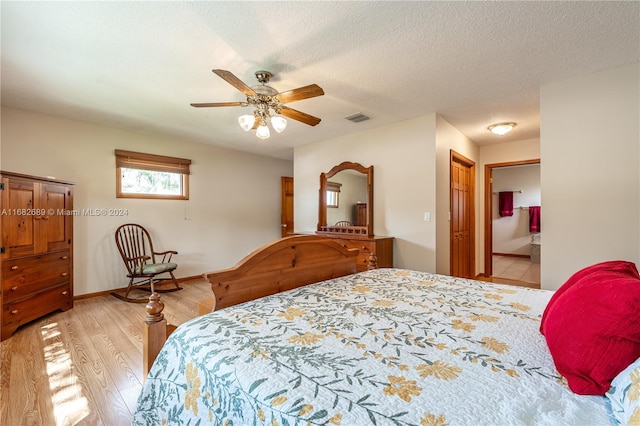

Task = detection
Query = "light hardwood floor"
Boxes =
[1,279,212,426]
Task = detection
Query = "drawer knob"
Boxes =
[61,272,68,277]
[10,310,18,315]
[10,286,18,291]
[60,255,68,260]
[10,265,18,271]
[62,291,68,295]
[42,216,50,220]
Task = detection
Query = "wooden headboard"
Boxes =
[203,234,359,310]
[143,235,360,376]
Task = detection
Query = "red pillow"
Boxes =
[540,260,640,334]
[541,260,640,395]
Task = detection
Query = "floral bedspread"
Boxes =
[133,269,609,425]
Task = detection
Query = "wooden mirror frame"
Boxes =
[317,161,374,236]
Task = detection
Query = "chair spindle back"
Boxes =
[116,224,155,274]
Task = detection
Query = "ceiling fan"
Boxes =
[191,69,324,139]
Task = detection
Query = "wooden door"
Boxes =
[281,177,294,237]
[450,151,475,278]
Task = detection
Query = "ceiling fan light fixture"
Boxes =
[256,124,270,139]
[488,122,517,136]
[271,116,287,133]
[238,114,255,131]
[193,69,324,141]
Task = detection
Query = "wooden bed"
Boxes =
[134,238,616,425]
[143,234,363,374]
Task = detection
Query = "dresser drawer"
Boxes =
[2,283,72,330]
[338,239,375,253]
[324,236,393,271]
[3,265,71,303]
[2,250,70,278]
[335,239,376,270]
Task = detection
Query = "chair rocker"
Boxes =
[112,223,183,303]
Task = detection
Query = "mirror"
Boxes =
[318,161,373,236]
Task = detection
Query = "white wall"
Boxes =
[7,63,635,295]
[492,164,541,255]
[295,114,438,272]
[1,107,293,295]
[540,63,640,290]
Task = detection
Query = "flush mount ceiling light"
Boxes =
[191,69,324,140]
[488,122,517,136]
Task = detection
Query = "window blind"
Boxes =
[115,149,191,175]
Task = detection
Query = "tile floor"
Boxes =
[492,254,540,285]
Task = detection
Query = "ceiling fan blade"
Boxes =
[190,102,248,108]
[212,69,257,97]
[276,84,324,103]
[278,106,321,126]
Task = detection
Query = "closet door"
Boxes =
[450,151,475,279]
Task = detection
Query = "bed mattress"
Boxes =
[133,268,609,425]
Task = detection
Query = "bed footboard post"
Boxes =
[367,253,378,270]
[143,292,167,379]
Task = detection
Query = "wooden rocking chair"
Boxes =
[335,221,353,227]
[112,223,182,303]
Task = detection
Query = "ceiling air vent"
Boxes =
[344,113,370,123]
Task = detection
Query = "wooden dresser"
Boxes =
[1,171,74,341]
[322,234,393,272]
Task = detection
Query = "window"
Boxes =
[115,149,191,199]
[326,181,341,208]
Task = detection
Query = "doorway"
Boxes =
[483,160,540,286]
[450,150,475,278]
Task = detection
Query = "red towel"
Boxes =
[529,206,541,232]
[499,192,513,217]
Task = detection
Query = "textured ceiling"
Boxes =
[2,1,639,160]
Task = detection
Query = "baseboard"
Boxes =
[73,274,204,301]
[492,252,530,259]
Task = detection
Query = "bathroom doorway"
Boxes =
[484,159,540,287]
